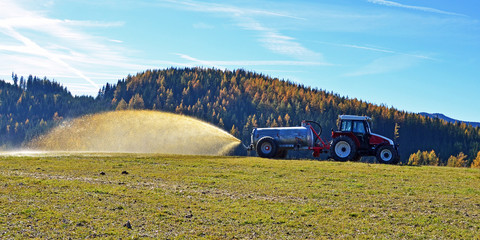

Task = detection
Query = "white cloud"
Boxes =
[160,0,321,61]
[344,44,435,60]
[367,0,467,17]
[315,41,436,61]
[344,55,418,77]
[0,17,124,29]
[160,0,306,20]
[62,20,125,28]
[0,0,137,95]
[259,31,320,60]
[175,53,330,68]
[109,39,123,43]
[0,25,100,88]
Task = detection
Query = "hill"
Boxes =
[2,68,480,164]
[419,112,480,128]
[1,153,479,238]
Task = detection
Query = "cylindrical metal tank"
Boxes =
[251,125,315,150]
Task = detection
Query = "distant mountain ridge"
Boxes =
[419,112,480,128]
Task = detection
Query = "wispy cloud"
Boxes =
[344,54,419,77]
[108,39,124,43]
[315,41,436,61]
[159,0,321,61]
[160,0,306,21]
[238,19,321,61]
[367,0,467,17]
[0,25,99,90]
[175,53,331,69]
[0,0,139,95]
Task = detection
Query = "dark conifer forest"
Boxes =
[2,68,479,165]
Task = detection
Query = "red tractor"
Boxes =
[330,115,400,164]
[248,115,400,164]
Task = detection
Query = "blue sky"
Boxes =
[1,0,479,122]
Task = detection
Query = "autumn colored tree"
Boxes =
[116,99,127,110]
[407,150,439,166]
[427,150,439,166]
[471,151,480,168]
[230,125,239,138]
[394,123,400,141]
[447,152,468,168]
[128,94,145,110]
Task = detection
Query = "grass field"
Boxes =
[0,153,479,239]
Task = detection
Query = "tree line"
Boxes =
[2,68,480,166]
[0,74,106,147]
[407,149,480,168]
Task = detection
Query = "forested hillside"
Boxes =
[0,75,105,147]
[2,68,480,165]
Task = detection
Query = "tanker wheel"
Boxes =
[376,145,399,164]
[256,137,278,158]
[330,136,357,162]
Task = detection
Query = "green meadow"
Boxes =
[0,153,479,239]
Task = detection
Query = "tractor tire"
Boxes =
[256,137,278,158]
[330,136,357,162]
[376,145,399,164]
[274,149,288,159]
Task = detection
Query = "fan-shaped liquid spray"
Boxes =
[29,110,240,155]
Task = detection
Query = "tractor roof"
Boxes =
[339,115,372,121]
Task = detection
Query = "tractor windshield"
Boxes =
[341,120,352,132]
[353,121,366,134]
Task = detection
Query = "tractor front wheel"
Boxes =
[376,145,399,164]
[256,137,278,158]
[330,136,357,162]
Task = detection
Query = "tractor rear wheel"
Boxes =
[330,136,357,162]
[376,145,399,164]
[256,137,278,158]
